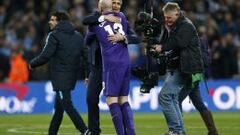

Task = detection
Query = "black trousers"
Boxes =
[179,83,218,134]
[87,65,102,135]
[178,83,208,112]
[48,90,87,135]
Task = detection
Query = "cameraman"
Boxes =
[152,2,203,135]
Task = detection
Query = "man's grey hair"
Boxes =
[162,2,180,13]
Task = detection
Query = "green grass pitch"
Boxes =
[0,112,239,135]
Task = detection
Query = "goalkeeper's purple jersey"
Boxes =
[88,12,130,71]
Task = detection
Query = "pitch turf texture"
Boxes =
[0,112,239,135]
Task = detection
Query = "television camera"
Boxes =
[132,11,171,93]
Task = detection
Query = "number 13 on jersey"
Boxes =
[104,23,125,35]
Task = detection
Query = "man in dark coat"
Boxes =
[152,2,204,135]
[29,11,90,135]
[178,37,219,135]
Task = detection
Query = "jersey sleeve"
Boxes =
[119,12,128,34]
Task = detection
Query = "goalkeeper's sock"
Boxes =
[121,102,136,135]
[109,103,125,135]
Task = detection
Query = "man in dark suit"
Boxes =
[84,30,102,135]
[29,11,90,135]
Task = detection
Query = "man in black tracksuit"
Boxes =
[29,11,90,135]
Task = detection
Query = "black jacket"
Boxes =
[84,33,102,67]
[30,21,85,91]
[162,13,203,74]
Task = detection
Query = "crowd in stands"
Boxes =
[0,0,239,83]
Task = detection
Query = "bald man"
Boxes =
[83,0,138,135]
[85,0,136,134]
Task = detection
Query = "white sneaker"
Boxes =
[163,131,184,135]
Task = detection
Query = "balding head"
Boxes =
[98,0,112,13]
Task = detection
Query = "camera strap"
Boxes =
[158,25,165,43]
[203,75,210,95]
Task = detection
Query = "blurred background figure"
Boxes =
[8,47,29,83]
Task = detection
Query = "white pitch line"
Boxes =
[3,123,240,135]
[8,128,48,134]
[2,123,240,129]
[8,128,115,135]
[6,125,115,135]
